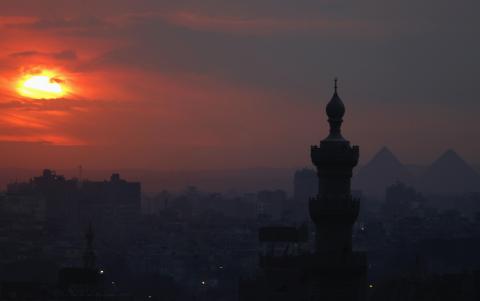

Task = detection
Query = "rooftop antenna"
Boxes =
[76,165,84,188]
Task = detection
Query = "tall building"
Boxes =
[291,168,317,221]
[240,79,367,301]
[79,173,141,229]
[3,170,141,257]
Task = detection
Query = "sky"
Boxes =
[0,0,479,170]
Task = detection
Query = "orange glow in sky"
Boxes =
[17,70,68,99]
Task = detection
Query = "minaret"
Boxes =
[239,79,366,301]
[310,78,360,253]
[83,223,96,270]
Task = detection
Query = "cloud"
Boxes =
[0,134,85,146]
[159,11,383,37]
[9,50,77,60]
[0,16,36,27]
[8,16,108,30]
[53,50,77,60]
[9,50,38,58]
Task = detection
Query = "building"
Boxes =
[79,173,141,230]
[240,79,367,301]
[256,190,287,221]
[1,170,141,267]
[291,168,317,221]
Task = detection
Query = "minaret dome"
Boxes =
[325,78,345,120]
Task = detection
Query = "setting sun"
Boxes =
[17,70,68,99]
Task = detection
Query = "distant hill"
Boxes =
[417,150,480,195]
[352,147,414,197]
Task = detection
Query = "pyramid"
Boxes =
[353,147,413,197]
[418,149,480,195]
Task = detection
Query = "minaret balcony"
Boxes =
[311,144,359,168]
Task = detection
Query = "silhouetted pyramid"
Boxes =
[353,147,413,197]
[418,149,480,195]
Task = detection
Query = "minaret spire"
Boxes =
[325,77,346,141]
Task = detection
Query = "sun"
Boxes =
[17,70,68,99]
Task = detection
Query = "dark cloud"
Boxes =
[52,50,77,60]
[73,6,480,107]
[9,16,108,30]
[49,77,62,83]
[9,50,77,61]
[9,51,39,58]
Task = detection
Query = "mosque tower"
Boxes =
[308,79,366,300]
[239,79,367,301]
[310,78,360,253]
